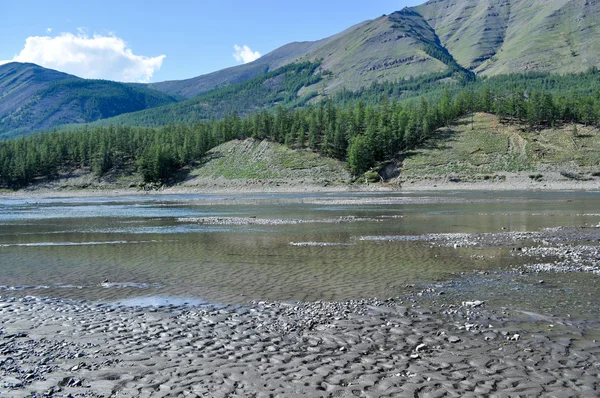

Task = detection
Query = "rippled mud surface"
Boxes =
[1,294,599,397]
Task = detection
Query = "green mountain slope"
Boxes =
[148,12,459,99]
[146,21,370,99]
[98,10,472,128]
[93,62,324,128]
[291,10,453,93]
[0,62,76,121]
[0,63,178,139]
[4,0,600,139]
[150,0,600,102]
[416,0,600,74]
[400,112,600,186]
[182,138,351,190]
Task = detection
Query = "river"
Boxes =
[0,190,599,320]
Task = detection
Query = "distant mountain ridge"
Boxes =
[1,0,600,137]
[0,63,178,139]
[147,0,600,100]
[414,0,600,75]
[0,62,76,121]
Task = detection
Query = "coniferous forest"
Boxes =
[1,68,600,188]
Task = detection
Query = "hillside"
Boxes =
[7,139,352,192]
[147,10,463,99]
[181,139,352,190]
[2,0,600,139]
[148,0,600,101]
[0,62,76,122]
[415,0,600,74]
[93,62,325,128]
[0,63,178,139]
[399,112,600,188]
[146,34,348,99]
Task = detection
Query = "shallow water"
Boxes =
[0,191,599,317]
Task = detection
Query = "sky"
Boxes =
[0,1,425,83]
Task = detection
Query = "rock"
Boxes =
[462,300,484,308]
[448,336,461,344]
[415,343,428,352]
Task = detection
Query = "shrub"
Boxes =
[364,171,381,183]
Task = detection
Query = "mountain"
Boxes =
[2,0,600,138]
[0,62,76,121]
[0,63,178,139]
[148,15,457,99]
[146,38,340,99]
[149,0,600,100]
[94,62,325,128]
[414,0,600,74]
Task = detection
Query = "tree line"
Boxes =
[1,71,600,188]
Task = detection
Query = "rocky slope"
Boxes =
[415,0,600,74]
[149,0,600,99]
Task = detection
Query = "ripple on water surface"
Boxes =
[0,192,599,311]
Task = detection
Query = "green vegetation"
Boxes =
[1,68,600,189]
[4,0,600,140]
[401,112,600,182]
[187,139,349,183]
[92,62,324,129]
[0,78,177,139]
[415,0,600,75]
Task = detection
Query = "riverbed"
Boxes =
[1,190,599,396]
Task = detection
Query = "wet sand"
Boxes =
[2,293,599,397]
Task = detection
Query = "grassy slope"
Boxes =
[0,62,77,119]
[146,23,364,99]
[400,113,600,182]
[148,0,600,103]
[92,63,324,128]
[28,139,352,191]
[416,0,600,75]
[416,0,512,70]
[148,14,448,100]
[13,115,600,192]
[95,14,453,129]
[183,139,351,188]
[297,14,446,93]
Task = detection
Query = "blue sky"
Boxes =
[1,1,425,83]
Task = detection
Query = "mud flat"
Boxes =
[1,291,599,397]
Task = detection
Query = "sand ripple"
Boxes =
[1,295,597,397]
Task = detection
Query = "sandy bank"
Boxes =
[1,173,598,200]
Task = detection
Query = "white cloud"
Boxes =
[1,33,165,83]
[46,28,52,33]
[233,44,261,64]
